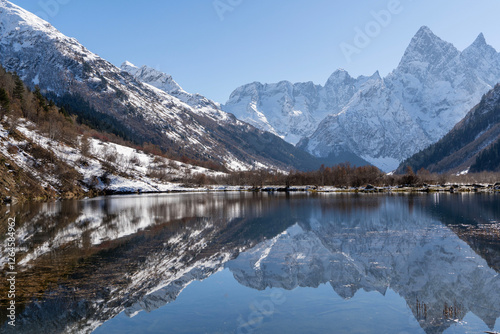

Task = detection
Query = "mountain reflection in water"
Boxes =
[0,193,499,334]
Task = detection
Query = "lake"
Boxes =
[1,192,499,333]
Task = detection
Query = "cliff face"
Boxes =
[398,84,500,173]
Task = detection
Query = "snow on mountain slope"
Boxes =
[303,27,500,171]
[223,70,381,145]
[226,26,500,171]
[398,83,500,173]
[120,62,230,122]
[0,0,320,171]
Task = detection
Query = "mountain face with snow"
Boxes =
[225,26,500,171]
[0,0,322,171]
[397,83,500,174]
[119,62,231,122]
[223,70,381,145]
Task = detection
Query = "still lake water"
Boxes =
[1,192,499,334]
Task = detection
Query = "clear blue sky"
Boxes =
[10,0,500,103]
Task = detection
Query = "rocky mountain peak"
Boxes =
[325,69,354,86]
[397,26,459,72]
[472,32,487,47]
[120,61,139,75]
[226,26,500,171]
[121,63,183,94]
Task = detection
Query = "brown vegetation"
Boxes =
[207,164,500,189]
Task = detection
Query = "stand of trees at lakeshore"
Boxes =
[185,165,500,188]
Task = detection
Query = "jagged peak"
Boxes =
[406,26,452,53]
[121,63,172,80]
[465,32,498,53]
[137,65,170,77]
[357,70,381,81]
[462,32,498,60]
[414,25,434,38]
[472,32,487,46]
[120,61,139,75]
[121,61,137,69]
[398,26,459,69]
[132,65,183,93]
[325,69,353,86]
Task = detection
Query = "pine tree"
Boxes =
[13,75,24,101]
[0,87,10,114]
[34,85,49,112]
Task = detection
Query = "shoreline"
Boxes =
[4,183,499,204]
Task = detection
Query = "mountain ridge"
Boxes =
[225,26,500,171]
[0,0,326,172]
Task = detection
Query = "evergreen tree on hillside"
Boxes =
[34,86,49,113]
[470,140,500,172]
[13,75,24,101]
[0,87,10,114]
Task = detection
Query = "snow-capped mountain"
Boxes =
[120,62,230,122]
[0,0,320,171]
[223,70,381,145]
[225,26,500,171]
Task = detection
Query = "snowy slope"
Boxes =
[0,118,227,195]
[398,83,500,173]
[303,27,500,171]
[225,26,500,171]
[223,70,381,145]
[0,0,319,172]
[120,62,231,122]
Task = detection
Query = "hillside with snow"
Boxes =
[0,117,232,198]
[0,0,322,172]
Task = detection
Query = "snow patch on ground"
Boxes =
[0,118,233,195]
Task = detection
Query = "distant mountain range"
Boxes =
[0,0,325,172]
[224,27,500,171]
